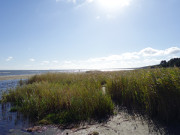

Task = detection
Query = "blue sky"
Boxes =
[0,0,180,70]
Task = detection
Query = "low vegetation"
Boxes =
[148,57,180,68]
[1,68,180,124]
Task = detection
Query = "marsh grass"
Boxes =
[1,68,180,124]
[1,73,114,124]
[107,68,180,123]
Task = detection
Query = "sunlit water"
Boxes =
[0,69,134,76]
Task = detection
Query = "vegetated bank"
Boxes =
[1,68,180,125]
[143,57,180,69]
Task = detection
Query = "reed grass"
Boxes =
[1,73,114,124]
[1,68,180,124]
[107,68,180,123]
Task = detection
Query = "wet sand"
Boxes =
[0,74,34,80]
[7,110,166,135]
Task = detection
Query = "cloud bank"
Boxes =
[59,47,180,69]
[13,47,180,70]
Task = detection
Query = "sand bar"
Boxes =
[0,74,35,81]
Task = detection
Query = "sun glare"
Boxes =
[97,0,131,12]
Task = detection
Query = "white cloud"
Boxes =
[6,56,13,61]
[56,0,131,11]
[87,0,94,3]
[41,61,50,65]
[71,0,76,3]
[59,47,180,69]
[96,16,100,19]
[139,47,180,56]
[106,14,116,19]
[56,0,76,4]
[59,0,131,7]
[55,0,134,20]
[52,60,59,63]
[64,60,72,64]
[139,47,158,55]
[56,0,93,3]
[29,58,35,62]
[28,47,180,70]
[97,0,131,11]
[164,47,180,55]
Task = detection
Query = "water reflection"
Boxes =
[0,80,33,134]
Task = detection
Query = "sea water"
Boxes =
[0,79,33,134]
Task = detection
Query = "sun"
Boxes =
[97,0,131,12]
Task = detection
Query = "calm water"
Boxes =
[0,69,134,77]
[0,79,33,134]
[0,70,72,76]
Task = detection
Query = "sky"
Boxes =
[0,0,180,70]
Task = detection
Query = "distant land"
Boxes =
[141,58,180,69]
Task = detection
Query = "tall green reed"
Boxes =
[107,68,180,123]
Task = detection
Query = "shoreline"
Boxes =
[0,74,34,81]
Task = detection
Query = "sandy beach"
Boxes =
[7,110,166,135]
[0,74,34,81]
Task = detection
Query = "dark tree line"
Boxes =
[160,58,180,67]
